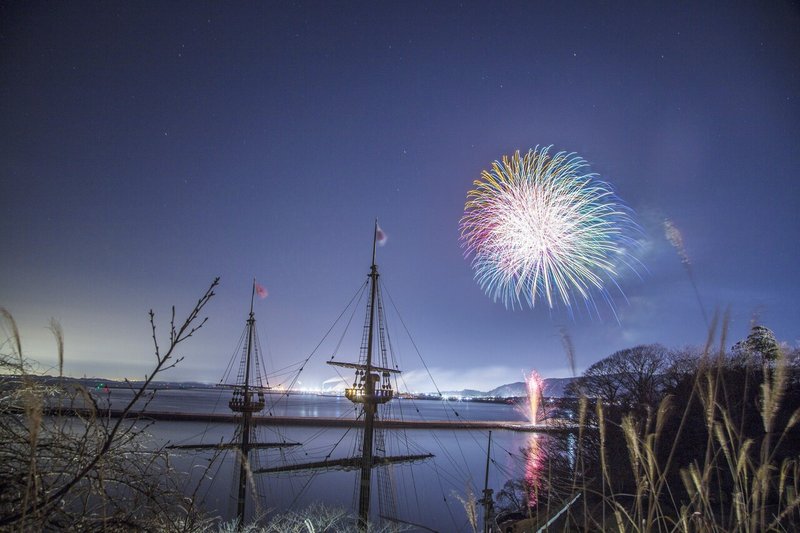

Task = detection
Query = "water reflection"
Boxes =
[523,433,543,506]
[141,392,530,531]
[566,432,576,467]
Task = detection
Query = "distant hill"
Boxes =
[438,388,485,397]
[7,374,575,398]
[0,375,216,390]
[441,377,575,398]
[485,382,526,397]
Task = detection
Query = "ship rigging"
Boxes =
[167,280,300,526]
[257,220,433,530]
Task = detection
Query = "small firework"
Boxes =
[519,370,544,426]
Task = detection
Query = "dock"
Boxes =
[46,407,575,432]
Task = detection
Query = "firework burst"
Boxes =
[460,146,639,311]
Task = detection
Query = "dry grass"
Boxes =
[519,318,800,532]
[1,280,416,533]
[0,279,220,531]
[210,503,408,533]
[4,284,798,532]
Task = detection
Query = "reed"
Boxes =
[509,319,800,532]
[211,503,408,532]
[0,279,220,531]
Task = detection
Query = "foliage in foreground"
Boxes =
[5,278,800,532]
[0,281,220,531]
[211,503,407,533]
[498,321,800,532]
[1,282,406,533]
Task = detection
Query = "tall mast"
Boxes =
[357,219,380,530]
[300,221,432,530]
[227,279,265,527]
[238,281,257,522]
[172,280,300,528]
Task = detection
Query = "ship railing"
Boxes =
[345,387,394,404]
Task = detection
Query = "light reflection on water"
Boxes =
[105,389,551,531]
[91,388,530,422]
[523,433,544,507]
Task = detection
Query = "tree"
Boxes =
[611,344,672,407]
[542,331,800,531]
[745,324,780,362]
[730,324,780,367]
[566,344,672,408]
[662,345,702,390]
[565,356,624,405]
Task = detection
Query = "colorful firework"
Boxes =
[518,370,544,426]
[460,146,639,311]
[523,434,543,507]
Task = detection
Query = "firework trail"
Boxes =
[460,147,640,313]
[664,218,709,327]
[520,370,544,426]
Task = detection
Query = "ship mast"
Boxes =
[229,281,261,523]
[258,222,432,530]
[167,280,300,527]
[356,219,381,530]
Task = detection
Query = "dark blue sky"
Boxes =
[2,2,798,391]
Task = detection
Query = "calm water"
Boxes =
[100,388,540,532]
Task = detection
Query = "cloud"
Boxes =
[316,365,581,394]
[321,376,348,392]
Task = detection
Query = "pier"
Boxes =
[45,407,574,432]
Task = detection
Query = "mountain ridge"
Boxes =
[440,377,575,398]
[5,375,577,398]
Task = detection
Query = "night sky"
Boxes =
[2,2,798,391]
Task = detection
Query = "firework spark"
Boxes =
[524,434,543,507]
[520,370,544,426]
[460,147,639,310]
[519,371,545,505]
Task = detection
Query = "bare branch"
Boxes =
[149,310,159,361]
[0,277,220,527]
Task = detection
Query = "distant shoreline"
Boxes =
[1,374,573,399]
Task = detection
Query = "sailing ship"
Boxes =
[167,280,300,525]
[170,222,432,529]
[255,220,433,530]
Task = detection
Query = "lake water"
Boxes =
[100,388,542,532]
